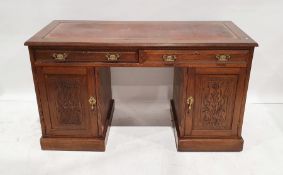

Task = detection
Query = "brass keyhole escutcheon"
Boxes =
[88,96,96,110]
[187,96,194,111]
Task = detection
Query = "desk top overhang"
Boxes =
[25,21,258,47]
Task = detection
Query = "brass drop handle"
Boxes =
[106,53,120,61]
[163,55,176,62]
[216,54,231,62]
[187,96,194,111]
[88,96,96,110]
[53,53,68,61]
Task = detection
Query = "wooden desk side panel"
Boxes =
[28,48,47,136]
[237,48,255,137]
[173,67,188,137]
[95,67,113,136]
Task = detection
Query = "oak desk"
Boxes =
[25,21,258,151]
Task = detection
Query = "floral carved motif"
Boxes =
[196,76,237,130]
[55,78,83,125]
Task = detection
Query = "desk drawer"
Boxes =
[140,50,249,66]
[34,50,138,63]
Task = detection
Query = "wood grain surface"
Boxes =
[25,21,258,47]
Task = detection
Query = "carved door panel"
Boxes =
[185,68,246,137]
[37,67,98,137]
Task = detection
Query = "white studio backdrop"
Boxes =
[0,0,283,104]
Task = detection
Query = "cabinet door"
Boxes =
[185,68,246,137]
[37,67,98,137]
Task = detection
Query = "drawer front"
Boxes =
[34,50,138,63]
[140,50,249,66]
